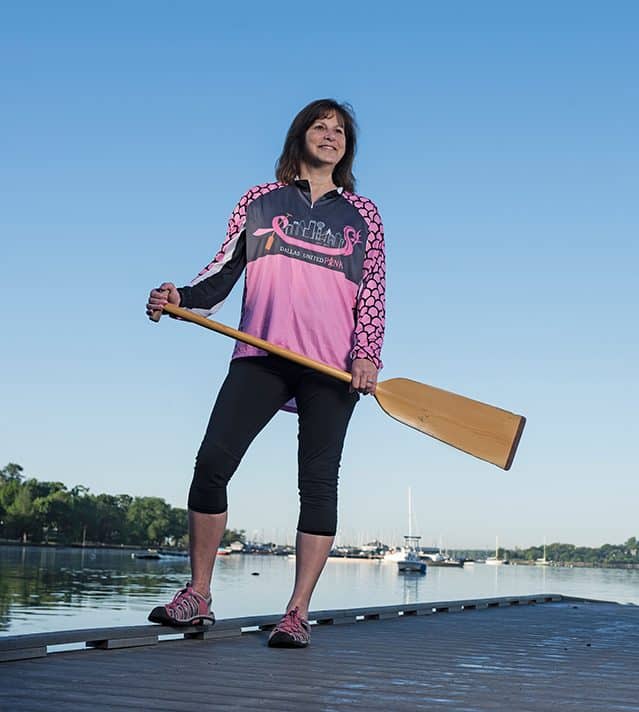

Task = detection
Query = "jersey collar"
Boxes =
[294,178,343,198]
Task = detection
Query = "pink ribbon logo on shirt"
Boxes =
[253,215,362,256]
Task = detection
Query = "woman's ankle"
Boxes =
[287,600,309,619]
[191,582,211,599]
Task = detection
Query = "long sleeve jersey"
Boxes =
[177,179,386,372]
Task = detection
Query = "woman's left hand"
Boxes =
[351,358,379,395]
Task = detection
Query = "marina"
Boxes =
[3,544,639,639]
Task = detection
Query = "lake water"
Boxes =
[1,545,638,636]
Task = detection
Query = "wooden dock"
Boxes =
[1,594,638,711]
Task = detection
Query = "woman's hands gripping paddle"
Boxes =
[146,283,181,322]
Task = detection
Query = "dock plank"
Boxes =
[1,600,638,711]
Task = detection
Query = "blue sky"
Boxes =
[1,1,637,549]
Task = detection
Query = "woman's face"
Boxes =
[303,112,346,169]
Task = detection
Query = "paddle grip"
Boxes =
[149,289,169,322]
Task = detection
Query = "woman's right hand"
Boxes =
[146,282,181,320]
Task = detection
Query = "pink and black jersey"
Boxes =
[177,179,385,371]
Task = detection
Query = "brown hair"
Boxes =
[275,99,358,192]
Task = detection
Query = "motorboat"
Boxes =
[420,552,464,568]
[396,489,426,575]
[398,549,427,574]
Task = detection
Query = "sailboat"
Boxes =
[485,536,509,565]
[397,488,427,574]
[536,538,550,566]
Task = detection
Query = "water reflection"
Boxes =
[0,546,191,633]
[1,546,638,636]
[400,573,422,606]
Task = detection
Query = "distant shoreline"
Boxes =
[2,541,638,570]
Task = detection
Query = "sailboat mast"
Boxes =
[408,487,412,539]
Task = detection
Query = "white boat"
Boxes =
[420,538,464,567]
[397,488,426,575]
[383,547,407,562]
[421,552,464,568]
[536,538,551,566]
[485,536,509,565]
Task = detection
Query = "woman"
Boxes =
[145,99,385,648]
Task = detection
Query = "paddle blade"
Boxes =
[374,378,526,470]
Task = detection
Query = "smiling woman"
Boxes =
[145,98,386,649]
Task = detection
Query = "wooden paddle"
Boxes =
[152,303,526,470]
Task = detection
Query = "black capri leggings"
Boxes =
[188,356,359,536]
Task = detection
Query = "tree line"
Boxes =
[0,463,244,548]
[2,463,635,562]
[502,540,639,565]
